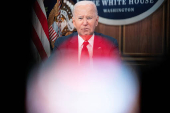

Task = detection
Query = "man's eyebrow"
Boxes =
[76,15,83,17]
[76,15,94,18]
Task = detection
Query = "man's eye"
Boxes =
[87,17,92,20]
[78,17,83,20]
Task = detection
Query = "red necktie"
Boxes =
[80,41,90,64]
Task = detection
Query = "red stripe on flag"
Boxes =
[32,26,48,59]
[49,29,55,36]
[51,34,57,41]
[49,26,53,32]
[33,1,49,42]
[51,31,56,37]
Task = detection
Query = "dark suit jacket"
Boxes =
[53,32,119,62]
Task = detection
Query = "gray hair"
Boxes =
[72,1,98,17]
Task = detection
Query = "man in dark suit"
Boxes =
[53,1,120,65]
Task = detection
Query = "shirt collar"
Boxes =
[78,34,94,48]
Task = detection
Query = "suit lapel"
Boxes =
[65,33,78,60]
[93,34,103,58]
[67,35,78,49]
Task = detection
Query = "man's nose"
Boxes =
[83,18,88,25]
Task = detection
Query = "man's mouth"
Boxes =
[83,28,89,31]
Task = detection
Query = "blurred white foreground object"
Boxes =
[26,57,139,113]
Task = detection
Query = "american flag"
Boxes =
[44,0,77,48]
[32,0,51,61]
[44,0,62,45]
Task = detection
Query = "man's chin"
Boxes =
[79,33,93,41]
[80,32,93,36]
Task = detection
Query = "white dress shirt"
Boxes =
[78,34,94,64]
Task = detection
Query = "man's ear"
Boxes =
[72,17,76,28]
[95,16,99,27]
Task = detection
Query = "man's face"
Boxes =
[72,4,99,40]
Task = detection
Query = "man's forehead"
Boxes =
[75,10,94,15]
[75,4,95,12]
[75,13,95,17]
[74,7,96,16]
